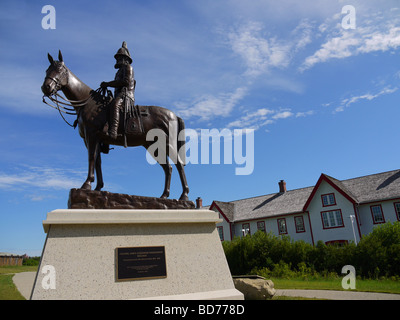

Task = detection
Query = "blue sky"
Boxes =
[1,0,400,256]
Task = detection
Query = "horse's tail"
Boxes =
[177,117,186,166]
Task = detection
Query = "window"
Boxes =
[394,203,400,221]
[321,210,344,229]
[370,205,385,224]
[242,223,250,236]
[217,226,224,241]
[257,221,266,233]
[294,216,305,233]
[321,193,336,207]
[277,218,287,235]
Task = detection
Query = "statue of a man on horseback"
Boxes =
[41,44,190,201]
[100,41,136,140]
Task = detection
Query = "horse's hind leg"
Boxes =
[145,143,172,199]
[160,160,172,199]
[175,161,189,201]
[169,143,189,201]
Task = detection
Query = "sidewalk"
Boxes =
[12,272,36,300]
[275,289,400,300]
[12,272,400,300]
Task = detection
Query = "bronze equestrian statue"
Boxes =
[41,44,189,201]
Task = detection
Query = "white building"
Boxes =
[210,169,400,245]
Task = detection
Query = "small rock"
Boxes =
[233,276,276,300]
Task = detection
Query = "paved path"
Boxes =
[12,272,36,300]
[11,272,400,300]
[275,289,400,300]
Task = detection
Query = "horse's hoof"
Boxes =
[179,194,189,201]
[94,183,104,191]
[81,182,91,190]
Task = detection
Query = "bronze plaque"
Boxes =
[116,246,167,281]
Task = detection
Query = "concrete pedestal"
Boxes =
[30,209,243,300]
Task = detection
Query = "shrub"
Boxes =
[222,221,400,279]
[354,221,400,278]
[23,256,40,266]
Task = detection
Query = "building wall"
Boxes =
[216,212,232,241]
[357,199,400,236]
[221,213,313,244]
[213,182,400,245]
[307,180,360,244]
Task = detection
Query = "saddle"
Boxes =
[100,94,149,153]
[123,101,149,135]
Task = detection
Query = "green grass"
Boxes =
[0,266,38,300]
[0,265,38,274]
[271,277,400,294]
[0,274,26,300]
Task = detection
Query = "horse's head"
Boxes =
[41,50,68,96]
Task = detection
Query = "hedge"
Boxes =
[222,221,400,279]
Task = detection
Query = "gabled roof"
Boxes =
[211,201,235,222]
[340,169,400,204]
[303,173,358,211]
[211,186,313,223]
[211,169,400,223]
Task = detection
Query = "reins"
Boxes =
[42,92,83,127]
[42,87,111,128]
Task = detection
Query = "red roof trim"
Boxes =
[210,201,231,223]
[303,174,356,211]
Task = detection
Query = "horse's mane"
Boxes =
[89,89,113,108]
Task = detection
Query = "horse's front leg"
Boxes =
[94,151,104,191]
[81,136,99,190]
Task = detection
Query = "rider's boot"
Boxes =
[108,106,120,140]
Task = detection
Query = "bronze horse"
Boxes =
[41,51,189,201]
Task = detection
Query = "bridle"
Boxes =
[42,63,88,127]
[44,61,69,93]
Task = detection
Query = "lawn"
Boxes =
[0,266,38,300]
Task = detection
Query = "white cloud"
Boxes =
[177,18,315,125]
[335,86,398,112]
[0,166,84,191]
[176,87,247,121]
[296,110,315,117]
[226,107,300,130]
[226,108,274,129]
[227,22,289,77]
[359,26,400,53]
[272,111,294,120]
[301,8,400,71]
[301,32,361,71]
[227,20,315,77]
[292,19,314,51]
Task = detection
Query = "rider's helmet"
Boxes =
[114,41,132,64]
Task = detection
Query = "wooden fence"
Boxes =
[0,255,24,266]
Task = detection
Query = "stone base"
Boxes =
[30,209,243,300]
[68,189,195,210]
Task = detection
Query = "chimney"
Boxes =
[196,197,203,209]
[279,180,286,193]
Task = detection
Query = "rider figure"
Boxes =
[101,41,135,140]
